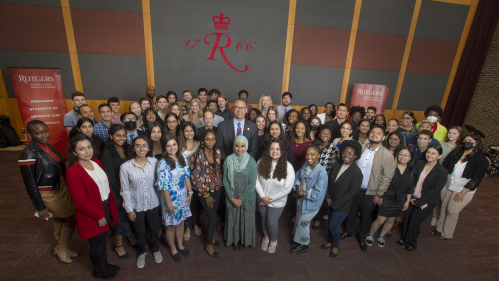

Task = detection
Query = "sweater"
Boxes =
[255,161,295,208]
[66,159,118,239]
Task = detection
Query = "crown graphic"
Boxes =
[213,13,230,30]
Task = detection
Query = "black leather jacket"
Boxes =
[18,141,66,211]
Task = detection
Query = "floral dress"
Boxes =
[156,155,192,226]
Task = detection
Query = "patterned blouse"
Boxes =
[190,148,223,193]
[319,142,339,175]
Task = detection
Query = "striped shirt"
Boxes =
[120,157,160,213]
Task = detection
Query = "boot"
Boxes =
[53,220,63,241]
[53,225,75,263]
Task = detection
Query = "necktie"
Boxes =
[284,108,288,114]
[236,122,242,136]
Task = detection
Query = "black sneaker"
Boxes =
[365,235,374,246]
[289,244,308,255]
[377,236,385,248]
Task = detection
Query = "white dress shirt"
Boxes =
[120,157,160,213]
[357,144,380,190]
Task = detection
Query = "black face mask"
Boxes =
[310,125,319,131]
[124,121,137,131]
[462,141,474,150]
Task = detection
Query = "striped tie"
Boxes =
[236,122,242,136]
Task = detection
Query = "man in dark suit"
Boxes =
[121,111,145,144]
[325,103,349,140]
[216,99,258,160]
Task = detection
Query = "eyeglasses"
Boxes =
[183,94,192,97]
[283,98,291,101]
[124,118,137,122]
[399,154,411,158]
[146,113,155,117]
[233,106,246,111]
[167,121,177,124]
[134,144,149,148]
[341,151,354,155]
[240,95,247,98]
[209,105,217,108]
[341,127,352,131]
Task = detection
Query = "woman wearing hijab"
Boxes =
[223,136,257,251]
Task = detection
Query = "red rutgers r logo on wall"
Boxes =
[185,13,256,72]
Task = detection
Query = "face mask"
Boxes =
[124,121,137,131]
[417,139,429,148]
[427,116,438,123]
[462,141,474,150]
[310,125,319,131]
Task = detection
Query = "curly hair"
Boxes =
[161,133,187,169]
[424,105,444,118]
[339,140,362,161]
[257,139,288,181]
[315,125,332,143]
[340,120,357,138]
[349,105,366,119]
[128,135,153,159]
[284,109,303,125]
[106,124,129,158]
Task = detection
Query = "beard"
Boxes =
[369,139,382,144]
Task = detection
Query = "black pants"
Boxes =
[190,188,222,245]
[217,185,227,223]
[87,200,110,271]
[132,206,160,255]
[345,189,375,239]
[402,203,436,249]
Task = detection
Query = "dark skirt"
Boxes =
[378,192,405,218]
[111,189,134,236]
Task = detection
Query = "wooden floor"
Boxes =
[1,150,499,280]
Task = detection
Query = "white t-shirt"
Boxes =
[84,160,110,201]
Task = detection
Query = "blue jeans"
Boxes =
[327,206,348,248]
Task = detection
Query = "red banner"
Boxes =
[8,68,68,158]
[350,83,390,114]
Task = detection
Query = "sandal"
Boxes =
[405,246,415,251]
[396,239,405,245]
[194,225,202,236]
[128,236,138,249]
[183,232,191,241]
[114,245,130,259]
[431,230,441,236]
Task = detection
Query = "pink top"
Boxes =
[111,114,122,125]
[413,166,431,199]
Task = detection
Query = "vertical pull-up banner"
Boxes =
[351,83,390,114]
[8,68,68,158]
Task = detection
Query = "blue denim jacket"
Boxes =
[293,162,328,214]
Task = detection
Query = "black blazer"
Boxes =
[411,160,447,207]
[325,119,342,140]
[325,160,363,213]
[101,148,127,196]
[442,151,488,191]
[216,119,259,160]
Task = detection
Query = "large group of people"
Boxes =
[18,86,489,279]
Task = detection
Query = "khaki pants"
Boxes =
[436,186,474,239]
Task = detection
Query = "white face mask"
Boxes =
[427,116,438,123]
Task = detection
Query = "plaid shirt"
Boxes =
[93,120,114,142]
[180,102,190,117]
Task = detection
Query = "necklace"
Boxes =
[39,144,50,154]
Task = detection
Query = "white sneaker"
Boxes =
[268,241,277,254]
[137,253,146,269]
[261,238,269,251]
[153,251,163,263]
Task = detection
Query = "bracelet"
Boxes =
[188,191,193,195]
[203,193,210,198]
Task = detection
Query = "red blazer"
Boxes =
[66,159,118,239]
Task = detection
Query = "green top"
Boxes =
[223,157,257,210]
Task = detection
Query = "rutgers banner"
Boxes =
[351,83,390,114]
[8,68,68,158]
